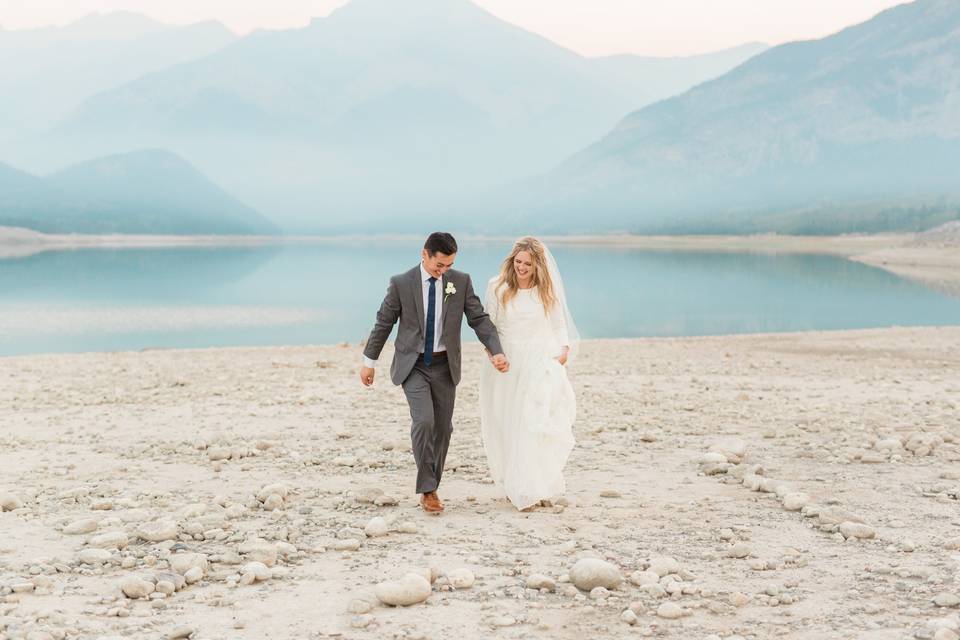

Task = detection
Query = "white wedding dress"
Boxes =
[479,280,577,510]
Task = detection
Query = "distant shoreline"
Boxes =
[2,225,958,294]
[0,225,914,256]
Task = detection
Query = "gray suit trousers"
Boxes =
[402,354,456,494]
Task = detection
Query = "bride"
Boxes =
[479,237,577,511]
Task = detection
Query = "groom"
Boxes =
[360,232,509,513]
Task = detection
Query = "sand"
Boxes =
[2,327,959,639]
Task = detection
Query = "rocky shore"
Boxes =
[1,327,959,639]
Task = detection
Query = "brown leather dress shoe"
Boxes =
[420,491,444,513]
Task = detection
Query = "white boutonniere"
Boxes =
[444,281,457,302]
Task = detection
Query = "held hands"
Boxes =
[360,366,375,387]
[489,353,510,373]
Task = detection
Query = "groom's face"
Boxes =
[422,249,456,278]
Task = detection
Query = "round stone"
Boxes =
[933,592,960,608]
[648,557,680,577]
[839,522,875,540]
[78,548,112,564]
[374,573,432,606]
[446,568,475,589]
[364,517,389,538]
[569,558,622,591]
[781,492,810,511]
[65,518,99,535]
[121,577,155,599]
[526,574,556,592]
[137,519,179,543]
[0,493,23,511]
[656,602,683,619]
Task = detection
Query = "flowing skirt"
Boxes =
[479,339,576,510]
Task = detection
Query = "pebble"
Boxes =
[446,568,475,589]
[167,627,194,639]
[590,586,609,599]
[730,592,751,607]
[621,609,638,625]
[526,574,556,592]
[169,553,209,576]
[78,549,113,564]
[89,531,129,550]
[933,593,960,608]
[137,519,180,543]
[238,538,278,566]
[489,615,516,627]
[569,558,622,591]
[648,556,680,577]
[241,562,271,583]
[348,598,374,614]
[257,483,290,502]
[350,615,373,629]
[332,539,362,552]
[629,570,660,586]
[781,492,810,511]
[396,521,418,534]
[374,573,432,606]
[710,438,747,463]
[64,518,99,535]
[935,630,960,640]
[600,489,622,498]
[262,494,284,511]
[944,537,960,551]
[121,577,156,599]
[838,522,876,540]
[656,602,684,619]
[365,517,389,538]
[726,543,752,558]
[184,567,204,585]
[156,581,176,595]
[207,447,231,461]
[0,493,23,511]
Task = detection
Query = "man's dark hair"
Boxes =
[424,232,458,257]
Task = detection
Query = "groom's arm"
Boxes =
[361,277,401,385]
[462,274,506,365]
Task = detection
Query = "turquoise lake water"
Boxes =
[2,241,959,356]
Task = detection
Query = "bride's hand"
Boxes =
[555,347,569,366]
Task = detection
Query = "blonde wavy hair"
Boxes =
[495,237,557,314]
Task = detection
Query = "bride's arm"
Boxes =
[483,279,501,363]
[549,300,570,365]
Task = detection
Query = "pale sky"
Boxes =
[0,0,908,57]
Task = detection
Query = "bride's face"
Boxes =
[513,250,535,282]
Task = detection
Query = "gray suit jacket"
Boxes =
[363,265,503,386]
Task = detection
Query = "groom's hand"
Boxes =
[360,366,375,387]
[491,353,509,373]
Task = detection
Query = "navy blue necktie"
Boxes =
[424,276,437,365]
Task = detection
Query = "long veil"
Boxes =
[540,241,581,367]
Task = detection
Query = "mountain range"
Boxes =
[4,0,766,232]
[0,12,236,141]
[523,0,960,234]
[3,0,954,236]
[0,151,276,234]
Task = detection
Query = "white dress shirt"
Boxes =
[363,262,446,368]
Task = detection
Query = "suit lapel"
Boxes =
[439,273,449,336]
[411,266,425,335]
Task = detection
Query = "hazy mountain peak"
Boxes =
[65,11,169,39]
[320,0,496,28]
[0,150,276,235]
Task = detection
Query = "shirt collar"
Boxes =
[419,262,439,283]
